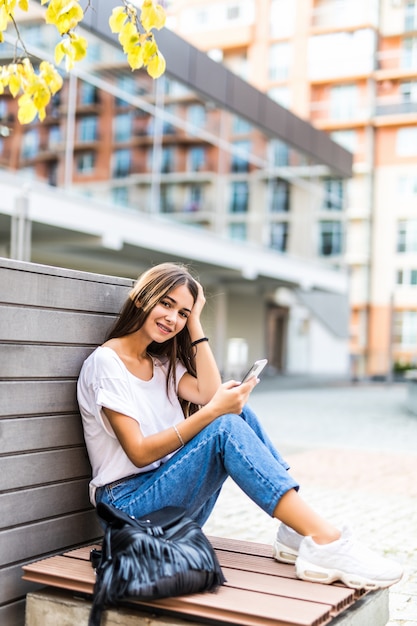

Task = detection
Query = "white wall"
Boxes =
[286,304,350,375]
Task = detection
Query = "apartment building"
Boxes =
[164,0,417,378]
[0,0,353,376]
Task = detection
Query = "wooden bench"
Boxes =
[0,258,389,626]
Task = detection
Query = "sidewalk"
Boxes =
[203,382,417,626]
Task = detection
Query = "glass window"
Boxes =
[411,269,417,285]
[323,178,344,211]
[185,184,203,212]
[188,146,206,172]
[229,181,249,213]
[330,84,358,119]
[400,80,417,102]
[78,116,98,142]
[226,5,240,21]
[397,220,417,252]
[270,139,289,166]
[80,81,99,105]
[398,175,417,195]
[319,220,343,256]
[111,186,129,207]
[49,126,62,149]
[269,42,291,81]
[187,104,206,128]
[0,99,7,119]
[115,74,137,106]
[161,146,175,173]
[405,1,417,31]
[268,86,291,109]
[229,223,247,241]
[112,149,131,178]
[232,115,253,134]
[396,127,417,156]
[394,311,417,347]
[160,184,175,213]
[231,140,251,173]
[331,130,357,153]
[270,222,288,252]
[270,179,289,212]
[22,129,39,159]
[402,37,417,70]
[76,152,95,174]
[397,269,404,285]
[114,113,133,142]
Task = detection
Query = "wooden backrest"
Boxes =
[0,258,133,626]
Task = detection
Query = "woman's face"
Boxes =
[142,284,194,343]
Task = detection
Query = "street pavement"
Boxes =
[202,380,417,626]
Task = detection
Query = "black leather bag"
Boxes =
[88,502,226,626]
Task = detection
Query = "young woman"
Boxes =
[77,262,402,590]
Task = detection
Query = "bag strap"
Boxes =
[96,502,187,530]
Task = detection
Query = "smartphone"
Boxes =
[240,359,268,384]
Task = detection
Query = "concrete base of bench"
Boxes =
[26,586,389,626]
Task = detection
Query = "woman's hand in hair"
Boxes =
[187,281,206,331]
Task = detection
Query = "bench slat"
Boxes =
[22,538,364,626]
[0,345,94,379]
[22,553,334,626]
[0,380,78,417]
[0,265,131,312]
[0,305,113,343]
[0,414,84,455]
[62,540,355,612]
[0,447,91,491]
[1,512,101,567]
[0,480,92,529]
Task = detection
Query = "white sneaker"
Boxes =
[273,524,303,564]
[295,526,403,589]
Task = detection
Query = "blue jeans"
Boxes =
[95,404,299,527]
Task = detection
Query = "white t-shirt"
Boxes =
[77,346,187,505]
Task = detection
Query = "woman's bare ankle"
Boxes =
[311,528,341,545]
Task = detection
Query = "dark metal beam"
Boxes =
[81,0,352,177]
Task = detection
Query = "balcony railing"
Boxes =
[311,0,378,29]
[377,48,417,73]
[375,95,417,116]
[310,100,372,123]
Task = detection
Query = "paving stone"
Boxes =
[203,383,417,626]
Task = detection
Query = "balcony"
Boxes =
[376,47,417,78]
[375,95,417,117]
[311,0,378,31]
[310,99,372,128]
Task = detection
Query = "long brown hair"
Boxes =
[106,263,200,415]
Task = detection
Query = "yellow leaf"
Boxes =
[33,84,51,110]
[9,73,21,97]
[18,0,29,11]
[109,6,127,34]
[70,34,87,62]
[17,94,38,124]
[54,40,67,65]
[0,6,10,32]
[118,21,139,53]
[141,0,166,32]
[147,50,166,79]
[45,1,84,35]
[127,46,144,70]
[40,61,63,94]
[141,37,157,65]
